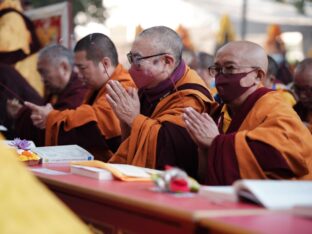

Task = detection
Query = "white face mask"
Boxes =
[271,53,284,65]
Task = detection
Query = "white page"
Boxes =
[0,125,7,131]
[235,180,312,210]
[106,163,152,178]
[30,168,68,175]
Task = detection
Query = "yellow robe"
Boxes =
[0,5,43,95]
[0,135,91,234]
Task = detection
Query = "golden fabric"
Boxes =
[0,4,43,95]
[0,135,91,234]
[234,91,312,180]
[109,67,217,168]
[45,64,135,145]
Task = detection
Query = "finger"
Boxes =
[106,83,120,103]
[184,119,200,143]
[112,80,129,99]
[24,101,40,112]
[184,107,204,124]
[105,94,117,109]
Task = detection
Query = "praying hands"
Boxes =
[183,107,219,149]
[106,80,140,127]
[24,102,53,129]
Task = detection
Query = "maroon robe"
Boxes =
[0,64,43,138]
[14,73,88,145]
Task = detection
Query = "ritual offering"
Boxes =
[9,138,41,166]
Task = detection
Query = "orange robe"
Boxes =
[203,88,312,185]
[45,64,135,161]
[109,66,217,178]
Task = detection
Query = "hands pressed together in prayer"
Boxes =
[106,80,140,127]
[183,107,219,149]
[24,102,54,129]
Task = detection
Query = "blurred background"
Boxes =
[25,0,312,67]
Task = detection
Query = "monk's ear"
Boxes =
[257,69,266,80]
[102,57,112,68]
[59,59,70,74]
[163,54,175,67]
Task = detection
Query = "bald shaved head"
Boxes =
[216,41,268,73]
[136,26,183,65]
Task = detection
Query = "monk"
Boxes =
[7,44,87,146]
[0,134,91,233]
[106,26,217,179]
[25,33,135,161]
[293,58,312,133]
[183,41,312,185]
[261,55,296,106]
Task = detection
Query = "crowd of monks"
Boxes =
[1,0,312,232]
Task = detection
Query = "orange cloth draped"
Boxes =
[234,91,312,180]
[45,64,135,146]
[109,67,217,168]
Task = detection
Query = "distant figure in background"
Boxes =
[7,44,87,145]
[0,134,91,234]
[265,24,293,85]
[262,55,296,106]
[183,41,312,185]
[193,52,219,99]
[0,0,43,94]
[293,58,312,133]
[25,33,135,161]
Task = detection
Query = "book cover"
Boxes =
[70,165,113,180]
[33,145,94,163]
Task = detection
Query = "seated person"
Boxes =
[25,33,135,161]
[293,58,312,133]
[0,64,43,138]
[7,44,88,145]
[261,55,296,106]
[0,133,91,233]
[183,41,312,185]
[106,26,217,179]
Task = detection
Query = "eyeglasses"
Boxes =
[208,65,260,77]
[127,52,167,65]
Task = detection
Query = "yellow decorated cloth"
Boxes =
[0,135,91,234]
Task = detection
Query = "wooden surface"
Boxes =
[31,163,312,234]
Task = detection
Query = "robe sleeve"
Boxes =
[201,133,240,185]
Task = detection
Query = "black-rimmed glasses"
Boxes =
[127,52,167,65]
[208,65,260,77]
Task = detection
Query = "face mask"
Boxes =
[129,66,155,89]
[215,70,256,103]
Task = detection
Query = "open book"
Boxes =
[33,145,94,163]
[71,160,162,182]
[200,180,312,210]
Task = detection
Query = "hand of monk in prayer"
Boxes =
[6,99,23,118]
[183,107,219,149]
[106,80,140,127]
[24,102,54,129]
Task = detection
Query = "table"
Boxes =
[198,213,312,234]
[31,163,262,234]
